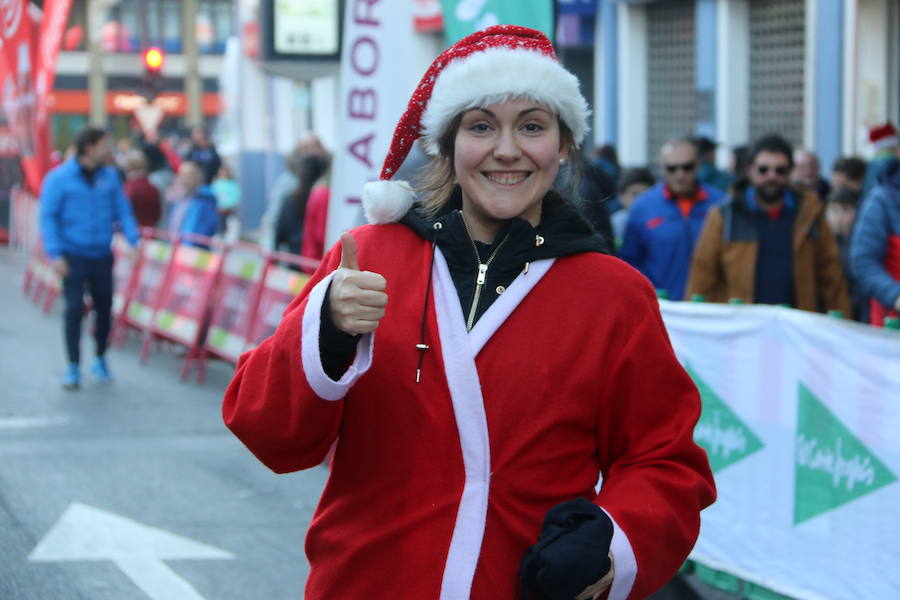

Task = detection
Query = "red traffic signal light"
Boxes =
[142,47,164,72]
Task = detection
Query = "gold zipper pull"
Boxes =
[476,263,488,285]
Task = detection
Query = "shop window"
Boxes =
[749,0,805,148]
[646,0,696,161]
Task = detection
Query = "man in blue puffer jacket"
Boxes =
[40,126,140,389]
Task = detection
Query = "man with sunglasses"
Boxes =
[686,134,851,314]
[619,139,725,300]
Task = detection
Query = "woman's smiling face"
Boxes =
[453,98,567,241]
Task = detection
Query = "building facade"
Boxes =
[583,0,900,171]
[51,0,233,150]
[40,0,899,231]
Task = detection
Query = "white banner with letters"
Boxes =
[325,0,434,248]
[660,301,900,600]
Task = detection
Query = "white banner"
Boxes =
[661,301,900,600]
[325,0,434,247]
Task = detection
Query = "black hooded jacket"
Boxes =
[401,187,609,325]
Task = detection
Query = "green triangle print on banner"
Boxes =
[794,382,897,524]
[687,365,764,473]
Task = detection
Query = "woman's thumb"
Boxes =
[339,232,359,270]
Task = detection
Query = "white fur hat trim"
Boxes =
[872,135,899,152]
[362,180,415,224]
[420,47,590,156]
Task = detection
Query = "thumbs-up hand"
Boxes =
[329,232,388,335]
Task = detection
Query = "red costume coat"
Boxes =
[223,223,715,600]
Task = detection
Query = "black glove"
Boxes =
[518,498,614,600]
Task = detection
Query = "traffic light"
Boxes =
[142,47,165,73]
[140,47,164,100]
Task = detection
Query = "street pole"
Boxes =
[88,0,119,127]
[182,0,203,128]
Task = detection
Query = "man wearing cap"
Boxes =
[686,134,851,314]
[619,138,725,300]
[863,122,900,196]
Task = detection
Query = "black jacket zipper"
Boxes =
[461,212,511,331]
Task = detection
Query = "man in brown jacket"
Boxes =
[686,134,851,314]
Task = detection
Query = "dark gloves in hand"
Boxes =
[518,498,614,600]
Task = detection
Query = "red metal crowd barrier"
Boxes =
[24,227,322,384]
[23,243,62,314]
[245,251,317,350]
[138,232,226,380]
[194,248,316,383]
[10,186,40,254]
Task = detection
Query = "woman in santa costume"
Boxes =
[223,25,715,600]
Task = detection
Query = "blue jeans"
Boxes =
[62,253,114,364]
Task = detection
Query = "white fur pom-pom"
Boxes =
[362,180,415,224]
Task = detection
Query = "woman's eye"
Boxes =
[470,123,491,133]
[522,123,544,133]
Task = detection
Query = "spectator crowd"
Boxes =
[92,125,334,265]
[597,122,900,326]
[44,117,900,330]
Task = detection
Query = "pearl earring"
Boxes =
[559,158,567,166]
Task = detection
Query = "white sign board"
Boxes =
[274,0,340,55]
[325,0,431,248]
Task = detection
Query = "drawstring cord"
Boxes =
[416,224,440,383]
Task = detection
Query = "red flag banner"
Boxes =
[1,0,71,194]
[0,1,30,74]
[0,1,35,188]
[29,0,72,186]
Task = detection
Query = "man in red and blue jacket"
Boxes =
[618,139,725,300]
[851,157,900,325]
[39,127,140,389]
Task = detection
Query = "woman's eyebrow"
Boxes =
[465,107,550,119]
[518,107,551,117]
[467,108,495,118]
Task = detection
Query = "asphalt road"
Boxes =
[0,247,327,600]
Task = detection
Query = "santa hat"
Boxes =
[869,122,898,152]
[362,25,590,225]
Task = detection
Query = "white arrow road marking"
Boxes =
[29,502,234,600]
